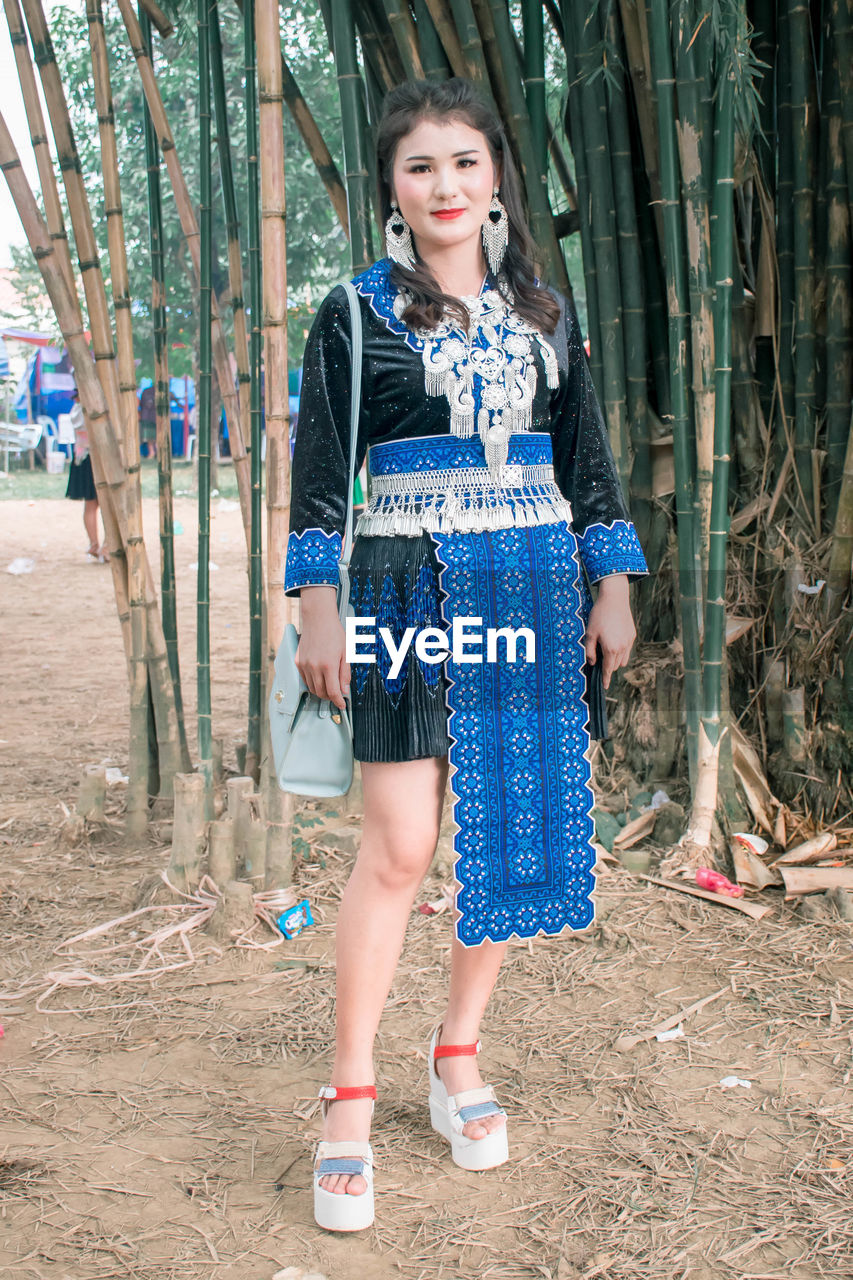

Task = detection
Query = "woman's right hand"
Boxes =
[295,586,351,711]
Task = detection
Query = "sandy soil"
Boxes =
[1,492,852,1280]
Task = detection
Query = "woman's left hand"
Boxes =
[584,574,637,690]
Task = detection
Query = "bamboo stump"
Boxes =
[169,772,208,890]
[227,776,256,872]
[206,879,254,942]
[782,688,807,761]
[243,821,267,886]
[208,817,237,887]
[77,764,107,822]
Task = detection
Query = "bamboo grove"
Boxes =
[1,0,852,872]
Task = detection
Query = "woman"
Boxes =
[284,79,647,1232]
[64,388,104,561]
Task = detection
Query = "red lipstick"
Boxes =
[432,208,465,219]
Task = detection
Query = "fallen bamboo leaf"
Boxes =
[612,809,657,848]
[642,875,774,919]
[730,724,779,835]
[773,833,837,865]
[731,841,782,889]
[779,866,853,895]
[613,986,728,1051]
[725,615,755,644]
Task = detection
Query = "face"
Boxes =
[390,117,499,259]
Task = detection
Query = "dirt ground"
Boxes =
[1,486,852,1280]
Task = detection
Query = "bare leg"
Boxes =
[434,935,509,1139]
[320,755,448,1196]
[83,499,99,553]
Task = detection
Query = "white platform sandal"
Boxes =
[428,1026,509,1171]
[313,1084,376,1232]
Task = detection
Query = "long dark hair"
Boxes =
[375,78,561,335]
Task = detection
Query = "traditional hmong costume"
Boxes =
[284,258,648,946]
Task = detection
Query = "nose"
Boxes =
[433,164,460,199]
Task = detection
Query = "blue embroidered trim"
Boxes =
[430,524,596,947]
[353,258,422,351]
[576,519,648,582]
[368,432,555,477]
[352,257,493,353]
[283,527,342,594]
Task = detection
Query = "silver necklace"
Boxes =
[394,284,559,478]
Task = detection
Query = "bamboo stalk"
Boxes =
[196,0,214,809]
[421,0,469,78]
[776,1,795,475]
[138,0,172,37]
[829,0,853,227]
[282,53,349,231]
[411,0,450,80]
[485,0,565,288]
[571,1,630,489]
[378,0,425,79]
[233,0,349,235]
[674,1,715,566]
[521,0,546,179]
[140,7,189,774]
[257,0,292,889]
[446,0,490,87]
[823,24,853,529]
[605,1,650,539]
[86,0,149,830]
[244,0,263,781]
[331,0,374,272]
[22,0,183,821]
[2,0,131,630]
[21,0,123,437]
[209,0,251,476]
[691,0,738,851]
[648,0,701,785]
[0,107,180,786]
[115,0,254,557]
[788,0,818,528]
[826,407,853,613]
[3,0,74,298]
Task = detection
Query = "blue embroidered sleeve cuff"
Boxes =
[576,520,648,582]
[283,528,343,595]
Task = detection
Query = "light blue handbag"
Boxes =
[269,281,362,796]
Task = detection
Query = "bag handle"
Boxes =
[336,280,362,623]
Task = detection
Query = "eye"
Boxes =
[408,164,430,173]
[458,158,477,167]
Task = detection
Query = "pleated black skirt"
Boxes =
[65,455,97,501]
[348,532,451,762]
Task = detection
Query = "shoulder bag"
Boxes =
[268,281,362,796]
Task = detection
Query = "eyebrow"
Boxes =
[403,149,481,161]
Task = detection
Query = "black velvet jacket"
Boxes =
[284,257,647,595]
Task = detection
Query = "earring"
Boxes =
[482,188,508,275]
[385,200,416,271]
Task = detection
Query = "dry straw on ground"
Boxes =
[2,797,852,1280]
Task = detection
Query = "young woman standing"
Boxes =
[284,78,648,1232]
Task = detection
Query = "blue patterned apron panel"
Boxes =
[429,523,596,946]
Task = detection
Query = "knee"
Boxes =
[361,829,438,892]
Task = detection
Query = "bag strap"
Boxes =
[336,279,363,622]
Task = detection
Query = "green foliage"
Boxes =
[10,0,349,377]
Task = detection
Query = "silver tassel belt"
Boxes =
[355,463,573,537]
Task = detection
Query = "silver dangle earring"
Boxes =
[385,200,416,271]
[482,188,509,275]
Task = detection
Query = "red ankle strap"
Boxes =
[318,1085,377,1102]
[433,1038,481,1060]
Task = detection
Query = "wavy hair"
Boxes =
[375,78,560,335]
